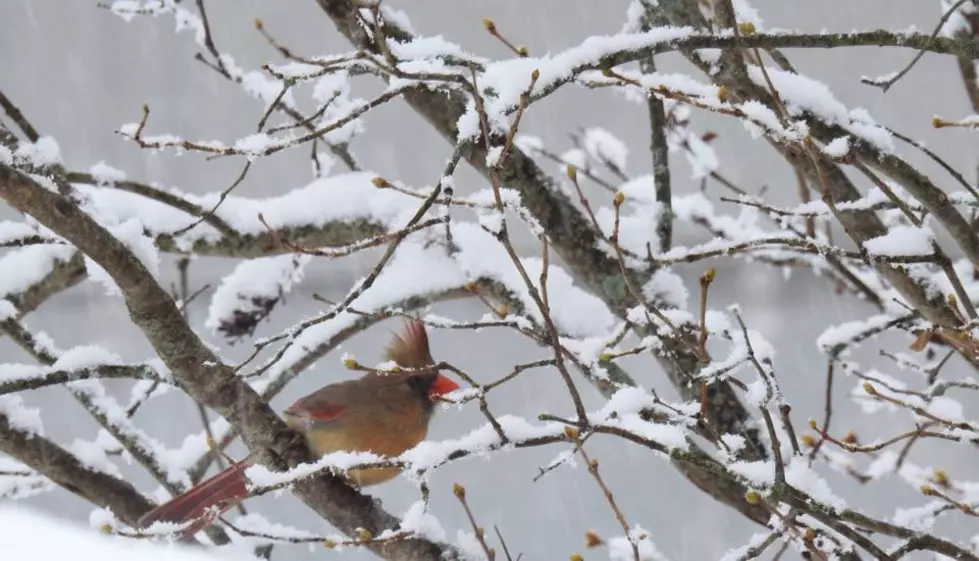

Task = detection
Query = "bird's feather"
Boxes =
[383,318,434,368]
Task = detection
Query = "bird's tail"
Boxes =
[137,458,252,539]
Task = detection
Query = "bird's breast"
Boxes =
[302,414,429,459]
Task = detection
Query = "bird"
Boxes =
[136,318,459,539]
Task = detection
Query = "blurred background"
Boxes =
[1,1,977,559]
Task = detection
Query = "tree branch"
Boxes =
[0,413,156,527]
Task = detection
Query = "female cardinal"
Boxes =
[137,318,458,538]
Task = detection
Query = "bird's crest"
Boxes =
[383,318,434,369]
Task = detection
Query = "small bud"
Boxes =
[342,356,358,369]
[566,165,578,180]
[371,176,391,188]
[531,69,540,81]
[483,19,496,32]
[323,539,336,549]
[910,330,931,352]
[517,46,529,57]
[465,280,479,292]
[717,86,729,102]
[932,116,944,128]
[920,484,936,496]
[808,418,818,430]
[744,490,762,505]
[598,352,612,363]
[206,436,217,449]
[585,530,603,547]
[842,431,858,445]
[497,304,508,317]
[737,21,756,35]
[700,268,716,285]
[600,67,614,78]
[453,483,466,498]
[803,528,816,542]
[933,469,950,488]
[948,293,959,308]
[613,191,625,206]
[254,18,264,30]
[357,528,373,541]
[476,526,485,539]
[570,554,584,561]
[99,524,112,534]
[564,426,580,440]
[701,131,718,143]
[800,433,816,448]
[862,382,876,395]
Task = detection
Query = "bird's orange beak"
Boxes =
[428,374,460,398]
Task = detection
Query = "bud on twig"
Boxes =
[453,482,466,498]
[744,490,762,505]
[584,530,603,547]
[700,268,716,286]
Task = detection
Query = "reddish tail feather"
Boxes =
[137,458,252,539]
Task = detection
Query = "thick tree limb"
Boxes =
[5,251,86,315]
[0,413,155,527]
[154,218,385,258]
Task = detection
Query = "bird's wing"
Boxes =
[287,381,360,422]
[302,401,348,421]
